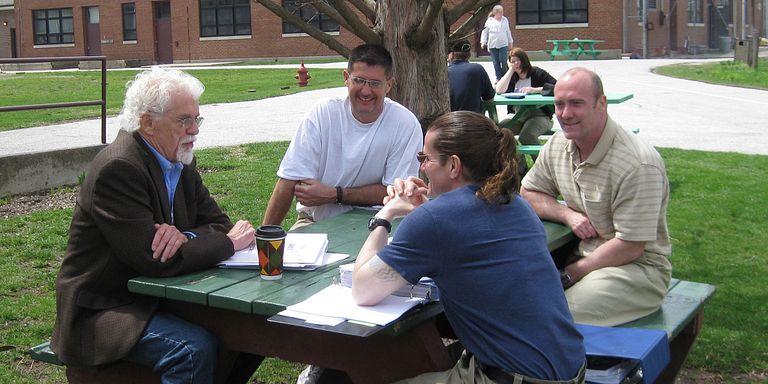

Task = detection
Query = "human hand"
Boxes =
[379,177,428,220]
[152,223,188,263]
[520,86,534,94]
[293,179,334,206]
[227,220,256,251]
[566,211,598,239]
[384,177,429,205]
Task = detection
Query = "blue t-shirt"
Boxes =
[378,186,585,380]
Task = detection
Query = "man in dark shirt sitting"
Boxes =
[447,39,496,114]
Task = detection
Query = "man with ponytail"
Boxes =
[352,111,585,384]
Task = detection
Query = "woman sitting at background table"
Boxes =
[495,48,557,146]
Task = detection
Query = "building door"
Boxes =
[708,1,731,49]
[10,28,17,58]
[84,6,101,56]
[669,6,677,52]
[474,18,489,56]
[154,1,173,64]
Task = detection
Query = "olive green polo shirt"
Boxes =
[522,117,671,258]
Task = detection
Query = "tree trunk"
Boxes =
[378,1,450,131]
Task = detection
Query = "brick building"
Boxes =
[0,0,15,58]
[7,0,766,63]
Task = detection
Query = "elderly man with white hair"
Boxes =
[51,68,262,383]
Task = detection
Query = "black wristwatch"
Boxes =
[559,270,575,290]
[367,216,392,233]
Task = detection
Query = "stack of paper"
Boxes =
[585,357,640,384]
[338,263,440,301]
[219,233,347,270]
[278,284,426,326]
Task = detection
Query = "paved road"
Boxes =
[1,58,767,157]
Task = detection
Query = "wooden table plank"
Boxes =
[127,268,255,302]
[619,280,715,339]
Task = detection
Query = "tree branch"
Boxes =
[445,0,497,25]
[412,0,444,48]
[347,0,377,23]
[448,3,496,44]
[253,0,351,57]
[307,1,355,32]
[326,0,381,44]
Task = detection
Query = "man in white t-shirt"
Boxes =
[263,43,423,229]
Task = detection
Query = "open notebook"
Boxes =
[219,233,346,270]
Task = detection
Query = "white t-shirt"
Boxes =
[278,95,423,221]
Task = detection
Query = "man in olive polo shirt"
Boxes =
[521,67,672,326]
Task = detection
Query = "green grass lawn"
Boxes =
[1,144,767,383]
[0,67,343,132]
[2,59,767,382]
[654,58,768,90]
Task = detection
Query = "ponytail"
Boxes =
[477,128,520,204]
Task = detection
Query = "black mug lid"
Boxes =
[256,225,286,238]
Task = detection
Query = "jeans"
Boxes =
[124,312,216,384]
[489,47,509,81]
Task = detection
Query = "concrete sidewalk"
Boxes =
[1,58,767,157]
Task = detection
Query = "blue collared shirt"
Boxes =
[142,138,184,224]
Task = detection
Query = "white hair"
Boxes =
[118,68,205,132]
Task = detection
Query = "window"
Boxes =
[33,8,74,45]
[687,0,703,23]
[282,0,340,34]
[517,0,588,25]
[200,0,251,37]
[122,3,137,41]
[637,0,658,11]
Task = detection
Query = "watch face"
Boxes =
[368,217,390,232]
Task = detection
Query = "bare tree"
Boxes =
[253,0,498,128]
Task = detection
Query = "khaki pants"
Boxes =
[566,252,672,326]
[393,350,585,384]
[498,108,553,145]
[290,212,315,230]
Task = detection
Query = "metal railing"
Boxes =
[0,56,108,144]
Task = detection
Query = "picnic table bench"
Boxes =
[27,278,715,384]
[546,39,604,60]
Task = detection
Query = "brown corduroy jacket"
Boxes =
[51,130,235,366]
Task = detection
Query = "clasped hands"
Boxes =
[151,220,255,263]
[377,177,429,220]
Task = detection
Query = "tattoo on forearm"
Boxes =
[368,256,400,282]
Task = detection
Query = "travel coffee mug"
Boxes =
[256,225,286,280]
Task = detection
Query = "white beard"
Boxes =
[177,135,196,165]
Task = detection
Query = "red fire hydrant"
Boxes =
[296,62,311,87]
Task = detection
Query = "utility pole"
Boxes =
[642,0,648,58]
[741,0,747,39]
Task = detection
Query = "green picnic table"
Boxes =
[546,39,605,60]
[484,93,634,127]
[125,208,575,384]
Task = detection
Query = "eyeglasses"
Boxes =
[416,152,445,164]
[348,75,386,89]
[177,116,204,130]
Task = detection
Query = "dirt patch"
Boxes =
[0,188,78,218]
[677,368,768,383]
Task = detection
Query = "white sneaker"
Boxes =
[296,365,322,384]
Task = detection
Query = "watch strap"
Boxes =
[369,217,392,233]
